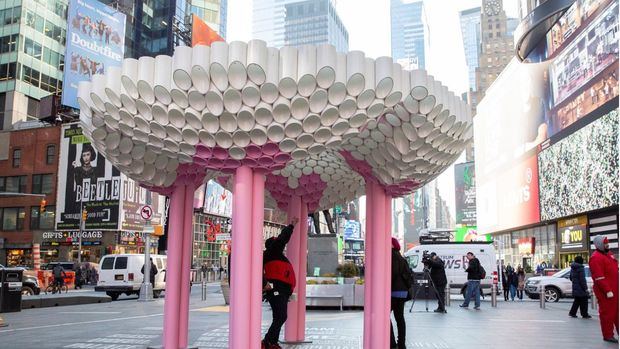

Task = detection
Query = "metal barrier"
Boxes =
[539,286,545,309]
[491,284,497,307]
[201,281,207,301]
[445,283,450,307]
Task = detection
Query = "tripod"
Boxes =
[409,266,445,313]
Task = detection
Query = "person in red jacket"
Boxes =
[261,217,299,349]
[589,236,619,343]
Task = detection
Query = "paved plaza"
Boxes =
[0,284,614,349]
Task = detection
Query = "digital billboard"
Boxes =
[454,162,476,225]
[454,226,491,242]
[56,123,121,230]
[549,1,619,107]
[538,109,619,221]
[62,0,126,109]
[204,180,232,217]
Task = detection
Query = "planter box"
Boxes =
[305,284,355,308]
[354,284,365,307]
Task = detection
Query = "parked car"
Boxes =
[95,254,167,300]
[524,266,593,302]
[0,264,41,295]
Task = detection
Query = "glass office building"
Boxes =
[390,0,428,69]
[459,7,481,91]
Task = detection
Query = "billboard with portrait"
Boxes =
[538,109,619,221]
[203,180,232,217]
[549,1,619,107]
[56,123,121,230]
[119,175,165,232]
[454,162,476,225]
[62,0,126,109]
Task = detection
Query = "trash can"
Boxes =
[0,268,23,313]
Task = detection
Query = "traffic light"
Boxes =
[82,209,87,221]
[40,199,47,213]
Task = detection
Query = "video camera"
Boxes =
[421,250,432,265]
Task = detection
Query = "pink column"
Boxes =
[178,182,196,348]
[295,201,308,340]
[250,173,265,347]
[382,194,393,347]
[370,183,388,349]
[163,183,186,348]
[284,195,302,342]
[363,181,374,348]
[229,166,253,349]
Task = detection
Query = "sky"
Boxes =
[225,0,520,226]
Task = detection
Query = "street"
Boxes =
[0,284,612,349]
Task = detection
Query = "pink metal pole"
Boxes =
[284,195,302,342]
[295,201,309,340]
[363,181,374,348]
[163,183,186,348]
[382,194,393,347]
[370,183,389,349]
[229,166,253,349]
[178,182,197,348]
[250,172,265,348]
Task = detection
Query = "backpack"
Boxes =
[479,265,486,280]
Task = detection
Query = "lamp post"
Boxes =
[139,191,154,302]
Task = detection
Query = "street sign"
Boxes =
[215,233,231,241]
[140,205,154,221]
[334,205,342,214]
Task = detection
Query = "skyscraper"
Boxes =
[459,7,481,92]
[390,0,429,69]
[253,0,348,52]
[189,0,228,40]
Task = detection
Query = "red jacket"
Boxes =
[589,250,619,294]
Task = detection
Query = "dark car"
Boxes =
[0,264,41,295]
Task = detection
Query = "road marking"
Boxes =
[0,313,164,333]
[489,319,566,323]
[59,312,122,314]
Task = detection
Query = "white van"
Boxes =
[405,242,497,297]
[95,254,167,300]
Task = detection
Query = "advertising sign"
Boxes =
[454,226,491,242]
[518,237,536,255]
[192,14,224,47]
[558,216,589,251]
[550,1,619,107]
[454,162,476,225]
[539,109,619,221]
[343,220,361,239]
[56,124,120,231]
[119,175,164,231]
[204,180,232,217]
[62,0,126,109]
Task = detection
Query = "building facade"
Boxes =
[390,0,428,69]
[459,7,481,92]
[253,0,348,51]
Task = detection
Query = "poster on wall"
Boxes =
[558,216,589,251]
[56,123,120,231]
[454,162,477,225]
[119,175,165,232]
[550,1,619,107]
[61,0,126,109]
[539,109,619,221]
[203,180,232,217]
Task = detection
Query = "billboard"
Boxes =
[454,162,476,225]
[454,226,491,242]
[343,220,361,239]
[62,0,126,109]
[119,175,165,232]
[558,215,589,252]
[549,1,619,107]
[538,109,619,221]
[204,180,232,217]
[56,123,121,230]
[192,14,224,47]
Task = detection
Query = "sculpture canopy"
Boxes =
[78,41,473,211]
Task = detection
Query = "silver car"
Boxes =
[524,266,593,302]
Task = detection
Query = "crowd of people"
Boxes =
[73,262,99,289]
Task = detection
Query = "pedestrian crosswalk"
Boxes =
[63,332,159,349]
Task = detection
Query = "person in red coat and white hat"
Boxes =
[589,235,619,343]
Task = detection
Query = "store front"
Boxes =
[557,215,590,268]
[494,223,558,270]
[193,212,230,271]
[6,247,32,267]
[116,231,158,255]
[36,231,115,264]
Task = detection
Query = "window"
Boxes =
[22,66,40,87]
[114,257,128,269]
[30,206,55,230]
[32,174,53,194]
[27,97,38,117]
[46,145,56,164]
[12,149,21,167]
[101,257,115,270]
[1,207,25,230]
[1,176,27,193]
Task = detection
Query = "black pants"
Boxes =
[265,293,289,344]
[517,289,523,300]
[503,287,509,301]
[435,283,446,310]
[390,298,407,349]
[569,296,589,317]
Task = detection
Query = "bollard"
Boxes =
[445,283,451,307]
[590,287,598,311]
[201,281,207,301]
[539,286,545,309]
[491,284,497,308]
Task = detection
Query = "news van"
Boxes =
[95,254,166,300]
[405,242,497,298]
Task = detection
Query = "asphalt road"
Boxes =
[0,284,615,349]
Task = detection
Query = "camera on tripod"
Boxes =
[421,250,432,265]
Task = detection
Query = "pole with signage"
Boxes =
[138,192,154,302]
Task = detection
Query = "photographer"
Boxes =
[424,252,447,313]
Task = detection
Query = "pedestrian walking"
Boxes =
[390,237,413,349]
[517,266,526,301]
[262,217,299,349]
[508,267,518,301]
[75,263,84,289]
[589,236,619,343]
[568,256,591,319]
[460,252,483,310]
[141,258,158,287]
[501,267,509,301]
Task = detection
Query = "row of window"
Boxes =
[24,10,67,46]
[23,37,65,70]
[0,6,21,27]
[0,34,19,55]
[22,64,63,93]
[0,62,17,82]
[0,206,55,231]
[0,174,54,194]
[32,0,68,19]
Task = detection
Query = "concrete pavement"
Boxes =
[0,283,615,349]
